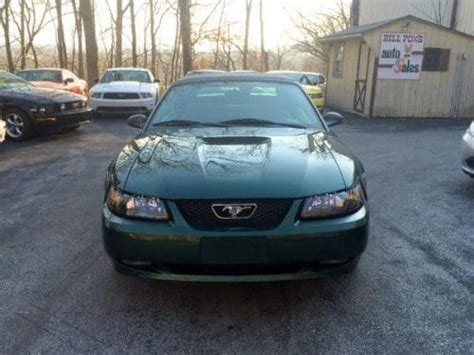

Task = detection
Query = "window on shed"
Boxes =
[333,45,344,78]
[422,48,450,72]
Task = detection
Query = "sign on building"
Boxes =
[378,32,425,79]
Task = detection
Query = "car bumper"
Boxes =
[90,97,156,115]
[461,131,474,177]
[33,108,92,129]
[311,97,325,111]
[102,202,369,282]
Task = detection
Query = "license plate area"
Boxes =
[200,237,269,264]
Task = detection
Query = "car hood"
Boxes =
[92,81,156,93]
[109,127,362,200]
[2,86,84,103]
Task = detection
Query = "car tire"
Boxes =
[3,108,32,141]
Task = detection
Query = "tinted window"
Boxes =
[0,72,31,89]
[423,48,450,72]
[148,81,322,129]
[17,70,62,82]
[101,70,151,83]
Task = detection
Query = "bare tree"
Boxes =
[259,0,268,71]
[293,0,351,67]
[242,0,252,70]
[71,0,83,76]
[114,0,130,67]
[80,0,99,85]
[0,0,15,72]
[55,0,68,68]
[178,0,192,75]
[212,0,226,69]
[129,0,137,67]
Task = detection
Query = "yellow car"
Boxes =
[267,71,325,111]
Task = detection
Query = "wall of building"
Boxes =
[326,38,370,113]
[358,0,474,35]
[362,20,474,118]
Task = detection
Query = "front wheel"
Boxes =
[4,108,32,141]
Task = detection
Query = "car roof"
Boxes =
[267,70,302,74]
[173,73,297,86]
[304,72,323,76]
[104,67,150,71]
[17,68,63,72]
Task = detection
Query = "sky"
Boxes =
[23,0,342,53]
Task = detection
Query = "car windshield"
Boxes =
[148,81,322,130]
[17,70,62,83]
[100,70,151,83]
[306,74,318,86]
[0,72,32,89]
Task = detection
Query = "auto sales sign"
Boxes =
[378,32,425,80]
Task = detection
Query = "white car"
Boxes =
[0,119,5,142]
[461,121,474,177]
[89,68,159,116]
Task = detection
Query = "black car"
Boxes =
[0,70,91,141]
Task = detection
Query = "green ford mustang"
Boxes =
[102,74,369,282]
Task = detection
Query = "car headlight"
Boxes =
[91,92,102,99]
[300,183,365,219]
[468,121,474,137]
[141,92,153,99]
[106,186,169,221]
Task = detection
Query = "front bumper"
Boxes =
[33,108,92,130]
[90,97,156,115]
[461,131,474,177]
[102,201,369,282]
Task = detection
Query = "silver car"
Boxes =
[461,121,474,177]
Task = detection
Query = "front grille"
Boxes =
[103,92,140,100]
[176,199,293,231]
[97,106,147,113]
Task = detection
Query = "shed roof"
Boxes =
[320,15,474,43]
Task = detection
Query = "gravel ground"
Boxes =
[0,114,472,353]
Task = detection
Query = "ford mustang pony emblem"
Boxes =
[211,203,257,219]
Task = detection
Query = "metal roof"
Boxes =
[320,15,474,43]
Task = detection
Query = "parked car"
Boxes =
[16,68,88,96]
[0,71,91,141]
[102,74,369,282]
[0,118,5,143]
[267,70,325,111]
[461,121,474,177]
[89,68,159,117]
[186,69,226,76]
[304,72,327,94]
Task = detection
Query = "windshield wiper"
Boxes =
[221,118,307,129]
[152,119,227,127]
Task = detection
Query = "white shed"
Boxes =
[321,15,474,119]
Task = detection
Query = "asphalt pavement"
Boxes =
[0,114,472,353]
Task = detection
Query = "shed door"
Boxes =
[353,42,371,113]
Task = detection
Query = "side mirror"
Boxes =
[94,78,99,83]
[154,78,161,83]
[323,111,343,127]
[65,78,74,83]
[127,114,147,129]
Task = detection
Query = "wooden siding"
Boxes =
[456,1,474,35]
[363,20,474,118]
[359,0,474,35]
[326,39,366,112]
[325,18,474,118]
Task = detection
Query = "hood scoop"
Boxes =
[201,136,270,145]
